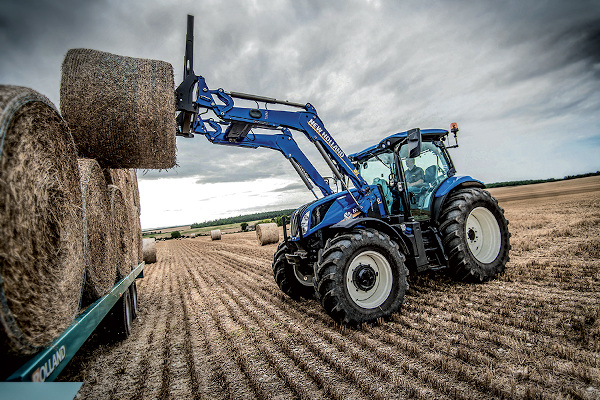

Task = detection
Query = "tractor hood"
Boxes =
[289,186,385,240]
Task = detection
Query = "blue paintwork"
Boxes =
[289,185,386,240]
[434,175,483,197]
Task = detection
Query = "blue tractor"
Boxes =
[176,16,510,325]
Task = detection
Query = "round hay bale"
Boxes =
[109,169,142,265]
[77,158,117,306]
[60,48,176,169]
[108,185,135,278]
[256,223,279,246]
[142,238,157,264]
[0,85,84,357]
[210,229,222,241]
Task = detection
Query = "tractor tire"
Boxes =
[272,242,314,300]
[438,188,510,281]
[315,229,408,325]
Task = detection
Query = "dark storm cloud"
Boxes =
[1,0,599,191]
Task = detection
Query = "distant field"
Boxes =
[65,177,600,399]
[143,220,264,239]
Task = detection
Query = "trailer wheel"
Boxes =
[438,188,510,281]
[129,281,138,320]
[272,242,314,300]
[108,289,133,340]
[315,229,408,325]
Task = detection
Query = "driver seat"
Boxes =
[424,165,437,185]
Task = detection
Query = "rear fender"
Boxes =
[431,177,485,223]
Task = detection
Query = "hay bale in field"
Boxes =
[256,223,279,246]
[210,229,222,241]
[109,185,135,278]
[0,85,84,358]
[142,238,157,264]
[190,233,196,238]
[60,48,176,169]
[78,159,117,306]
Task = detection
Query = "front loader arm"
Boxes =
[184,80,377,213]
[198,120,333,197]
[175,15,377,213]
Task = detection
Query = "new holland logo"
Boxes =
[32,345,66,382]
[307,118,346,159]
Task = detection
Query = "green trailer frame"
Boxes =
[5,261,144,383]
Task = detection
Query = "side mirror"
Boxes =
[407,128,421,158]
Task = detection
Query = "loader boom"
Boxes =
[176,16,379,213]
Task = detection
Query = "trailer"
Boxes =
[0,262,144,398]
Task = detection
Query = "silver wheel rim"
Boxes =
[294,265,314,287]
[346,250,393,309]
[465,207,501,263]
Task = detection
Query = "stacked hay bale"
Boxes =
[60,48,176,169]
[142,238,157,264]
[78,159,117,306]
[60,48,176,275]
[256,223,279,245]
[0,86,84,364]
[210,229,222,241]
[0,49,176,369]
[108,169,143,268]
[108,185,135,278]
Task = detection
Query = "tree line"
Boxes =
[485,171,599,188]
[190,209,296,229]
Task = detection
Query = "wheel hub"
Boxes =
[353,263,377,291]
[467,227,477,242]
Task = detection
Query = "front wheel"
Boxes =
[438,188,510,281]
[315,229,408,325]
[272,242,314,300]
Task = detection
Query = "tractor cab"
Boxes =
[351,128,454,222]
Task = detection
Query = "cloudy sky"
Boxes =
[1,0,599,229]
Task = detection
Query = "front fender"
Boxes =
[328,217,410,256]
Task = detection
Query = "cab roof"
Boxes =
[349,128,448,161]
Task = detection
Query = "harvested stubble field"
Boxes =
[64,177,600,400]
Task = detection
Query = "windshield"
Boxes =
[356,149,398,214]
[357,150,395,186]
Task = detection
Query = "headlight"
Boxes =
[300,212,310,235]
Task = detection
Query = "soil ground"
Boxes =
[63,176,600,399]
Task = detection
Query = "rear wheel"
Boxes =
[315,229,408,325]
[107,289,133,340]
[129,281,138,319]
[439,188,510,281]
[272,242,314,300]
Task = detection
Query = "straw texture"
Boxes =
[77,158,117,306]
[0,86,84,358]
[60,48,176,169]
[210,230,222,241]
[108,185,135,278]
